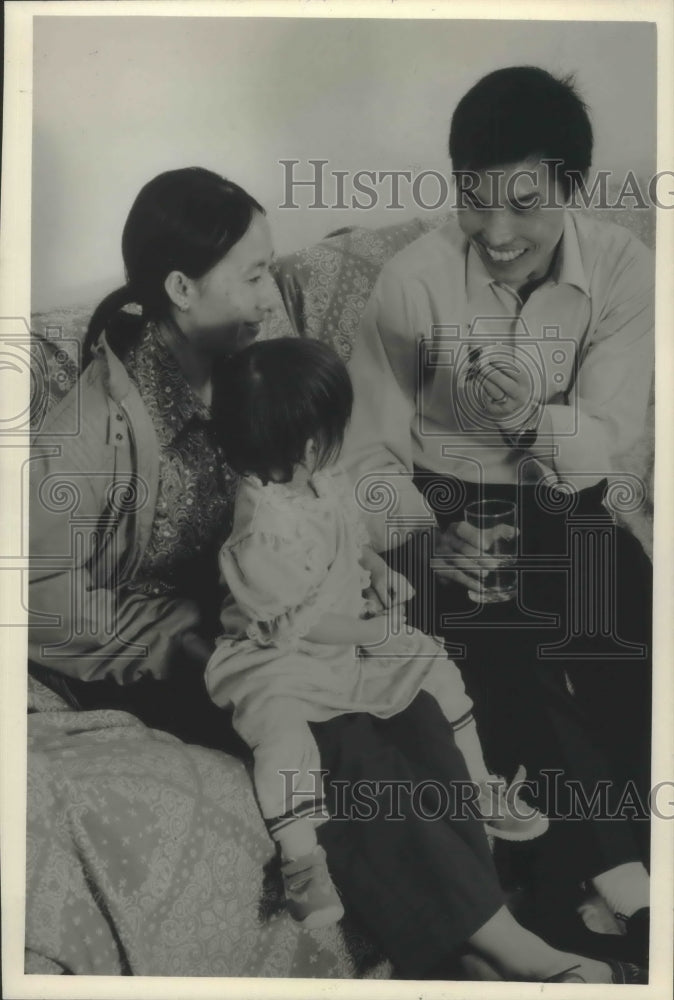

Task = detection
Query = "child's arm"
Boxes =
[360,544,415,610]
[304,609,397,646]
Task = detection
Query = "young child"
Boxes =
[206,337,547,930]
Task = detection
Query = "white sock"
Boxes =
[275,817,318,862]
[591,861,650,920]
[453,714,491,784]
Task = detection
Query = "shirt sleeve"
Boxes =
[342,266,433,551]
[28,445,202,684]
[534,237,654,482]
[221,524,331,649]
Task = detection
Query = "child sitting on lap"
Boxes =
[206,337,546,929]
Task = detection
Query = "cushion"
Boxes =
[272,215,447,359]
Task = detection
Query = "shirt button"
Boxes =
[116,414,124,421]
[116,433,123,441]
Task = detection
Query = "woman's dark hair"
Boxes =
[84,167,265,363]
[213,337,353,485]
[449,66,593,199]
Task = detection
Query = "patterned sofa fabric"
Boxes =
[272,215,446,360]
[26,677,389,978]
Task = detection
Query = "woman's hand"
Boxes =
[434,521,518,595]
[361,546,415,611]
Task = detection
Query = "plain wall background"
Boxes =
[32,16,657,311]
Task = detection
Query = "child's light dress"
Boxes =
[205,469,473,833]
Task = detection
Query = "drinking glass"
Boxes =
[464,499,517,603]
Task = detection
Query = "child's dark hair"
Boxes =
[84,167,264,363]
[449,66,593,199]
[214,338,353,484]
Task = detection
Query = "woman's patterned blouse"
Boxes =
[124,322,238,607]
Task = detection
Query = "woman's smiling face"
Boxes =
[456,158,567,291]
[183,211,277,355]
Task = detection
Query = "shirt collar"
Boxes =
[555,211,591,297]
[124,321,211,447]
[465,210,591,299]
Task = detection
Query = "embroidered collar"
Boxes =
[125,321,211,447]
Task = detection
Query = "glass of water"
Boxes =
[464,499,517,603]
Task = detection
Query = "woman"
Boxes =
[28,167,643,983]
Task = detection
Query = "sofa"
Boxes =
[26,204,654,976]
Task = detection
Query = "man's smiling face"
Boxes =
[456,158,567,292]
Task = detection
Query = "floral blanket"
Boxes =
[26,679,390,977]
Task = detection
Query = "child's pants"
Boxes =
[244,651,475,839]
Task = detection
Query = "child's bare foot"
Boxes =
[281,845,344,929]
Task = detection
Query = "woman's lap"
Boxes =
[310,697,504,977]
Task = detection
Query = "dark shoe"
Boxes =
[543,959,648,984]
[521,897,649,969]
[566,907,650,968]
[620,907,650,968]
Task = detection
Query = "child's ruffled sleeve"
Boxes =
[221,526,331,650]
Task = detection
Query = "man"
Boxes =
[344,66,653,965]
